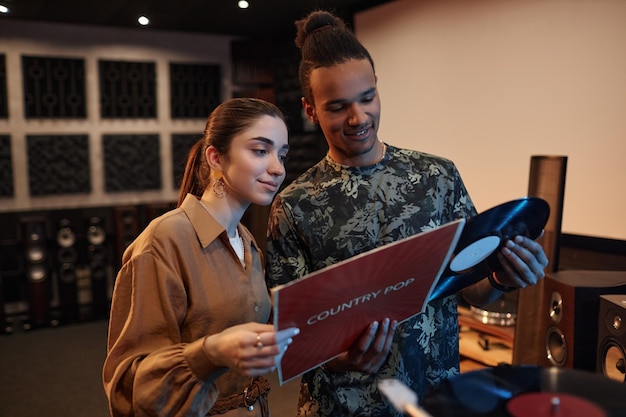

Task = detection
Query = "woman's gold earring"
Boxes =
[212,175,225,198]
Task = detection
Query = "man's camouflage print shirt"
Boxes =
[266,144,477,417]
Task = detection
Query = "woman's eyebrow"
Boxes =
[251,136,289,151]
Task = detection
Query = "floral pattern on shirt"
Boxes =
[266,145,477,417]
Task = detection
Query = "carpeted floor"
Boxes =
[0,320,110,417]
[0,319,300,417]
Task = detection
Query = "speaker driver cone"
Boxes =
[601,342,626,383]
[546,326,567,366]
[56,224,75,248]
[550,291,563,324]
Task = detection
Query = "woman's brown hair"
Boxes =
[176,98,286,207]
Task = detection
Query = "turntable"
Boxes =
[422,365,626,417]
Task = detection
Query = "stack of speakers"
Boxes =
[512,155,626,384]
[0,202,174,331]
[51,215,112,322]
[515,270,626,373]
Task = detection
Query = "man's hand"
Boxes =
[323,318,397,374]
[494,234,549,288]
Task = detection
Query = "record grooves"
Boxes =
[430,197,550,300]
[422,365,626,417]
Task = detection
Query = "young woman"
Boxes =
[266,10,548,416]
[103,97,299,417]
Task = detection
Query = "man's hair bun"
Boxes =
[295,10,345,49]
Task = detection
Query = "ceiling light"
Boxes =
[138,15,150,26]
[238,1,249,9]
[0,5,9,14]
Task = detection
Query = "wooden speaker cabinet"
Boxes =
[21,217,53,329]
[513,155,567,365]
[514,270,626,371]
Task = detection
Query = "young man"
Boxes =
[266,10,548,417]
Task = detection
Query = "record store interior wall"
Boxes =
[0,21,234,326]
[2,2,624,240]
[0,20,232,324]
[0,16,325,329]
[0,19,232,214]
[357,0,626,242]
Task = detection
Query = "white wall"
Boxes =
[356,0,626,240]
[0,19,232,212]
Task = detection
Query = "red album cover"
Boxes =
[272,219,465,384]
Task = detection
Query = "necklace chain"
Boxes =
[198,199,211,215]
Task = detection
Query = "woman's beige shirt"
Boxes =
[103,194,271,416]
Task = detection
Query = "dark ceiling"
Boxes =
[0,0,393,38]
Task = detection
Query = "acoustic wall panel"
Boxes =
[170,63,221,119]
[103,134,161,192]
[99,60,157,118]
[26,134,91,196]
[21,55,86,118]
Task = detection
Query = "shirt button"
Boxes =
[254,305,260,313]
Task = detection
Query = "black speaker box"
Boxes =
[514,270,626,371]
[86,216,109,319]
[55,218,80,323]
[597,294,626,383]
[0,239,22,333]
[113,206,139,267]
[0,252,9,334]
[145,202,173,223]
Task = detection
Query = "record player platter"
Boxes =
[422,365,626,417]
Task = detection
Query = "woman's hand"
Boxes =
[203,323,300,376]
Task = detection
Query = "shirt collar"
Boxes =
[179,193,262,255]
[180,193,225,248]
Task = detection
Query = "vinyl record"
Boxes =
[422,365,626,417]
[451,197,549,272]
[430,197,550,300]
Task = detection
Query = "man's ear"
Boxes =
[302,97,318,124]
